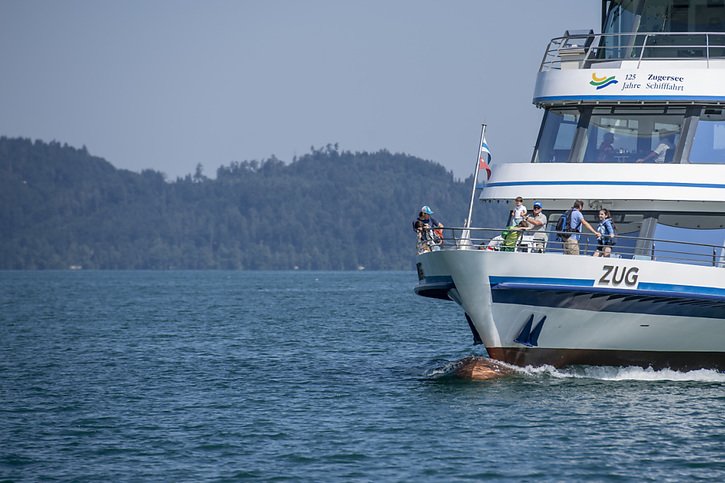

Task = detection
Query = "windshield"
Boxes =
[533,106,691,163]
[600,0,725,59]
[603,0,725,35]
[689,109,725,163]
[532,109,580,163]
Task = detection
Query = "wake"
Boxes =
[428,356,725,383]
[514,363,725,382]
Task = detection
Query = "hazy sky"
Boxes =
[0,0,600,180]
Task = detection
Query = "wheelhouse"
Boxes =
[532,105,725,164]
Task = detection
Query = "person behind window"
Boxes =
[596,132,616,162]
[637,134,676,163]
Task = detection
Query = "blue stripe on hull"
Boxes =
[490,280,725,319]
[489,276,725,299]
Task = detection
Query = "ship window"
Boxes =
[654,224,725,266]
[604,0,725,34]
[583,114,642,163]
[533,109,579,163]
[537,107,685,163]
[602,1,640,37]
[688,110,725,163]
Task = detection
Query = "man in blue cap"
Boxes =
[525,201,548,252]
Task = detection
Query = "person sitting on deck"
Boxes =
[500,220,528,252]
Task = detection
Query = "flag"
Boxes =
[464,125,490,234]
[479,137,492,180]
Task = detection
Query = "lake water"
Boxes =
[1,271,724,481]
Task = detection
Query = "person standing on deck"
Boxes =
[413,206,442,232]
[525,201,548,253]
[593,209,616,257]
[564,200,600,256]
[510,196,527,225]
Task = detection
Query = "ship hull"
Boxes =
[415,249,725,371]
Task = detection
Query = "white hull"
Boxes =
[415,250,725,370]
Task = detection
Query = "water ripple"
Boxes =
[1,271,723,481]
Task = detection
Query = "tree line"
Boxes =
[0,137,490,270]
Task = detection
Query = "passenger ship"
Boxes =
[415,0,725,370]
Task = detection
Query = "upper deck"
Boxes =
[535,0,725,105]
[535,31,725,105]
[525,3,725,169]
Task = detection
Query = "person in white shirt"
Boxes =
[511,196,527,225]
[637,134,676,163]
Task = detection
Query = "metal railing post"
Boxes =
[637,34,649,69]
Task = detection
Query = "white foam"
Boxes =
[426,356,725,383]
[515,364,725,383]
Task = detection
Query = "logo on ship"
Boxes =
[590,73,618,90]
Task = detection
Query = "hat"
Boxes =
[421,205,433,215]
[533,201,542,208]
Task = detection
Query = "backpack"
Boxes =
[555,209,578,241]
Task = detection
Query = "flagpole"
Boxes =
[464,123,487,229]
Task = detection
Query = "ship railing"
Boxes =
[426,226,725,268]
[540,31,725,71]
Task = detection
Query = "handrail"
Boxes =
[540,31,725,71]
[419,226,725,268]
[637,34,649,69]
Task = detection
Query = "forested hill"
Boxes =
[0,137,487,270]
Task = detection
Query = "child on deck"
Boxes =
[593,209,616,257]
[511,196,527,225]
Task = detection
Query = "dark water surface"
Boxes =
[1,271,724,481]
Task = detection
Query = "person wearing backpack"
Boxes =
[593,209,616,257]
[562,200,600,255]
